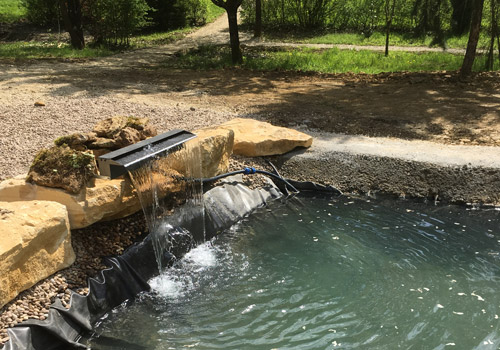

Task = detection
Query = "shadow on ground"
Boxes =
[4,59,500,145]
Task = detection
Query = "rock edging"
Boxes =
[0,201,75,309]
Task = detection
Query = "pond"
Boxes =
[90,195,500,349]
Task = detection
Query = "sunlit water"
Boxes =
[128,141,204,271]
[90,196,500,349]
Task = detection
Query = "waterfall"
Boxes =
[128,140,204,272]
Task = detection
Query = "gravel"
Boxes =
[0,94,238,182]
[0,211,148,345]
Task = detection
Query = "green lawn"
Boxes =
[0,0,26,23]
[168,45,499,74]
[264,30,492,50]
[129,28,192,48]
[0,41,113,59]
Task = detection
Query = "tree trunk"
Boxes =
[227,7,243,64]
[385,24,391,57]
[254,0,262,38]
[486,0,496,70]
[59,0,85,49]
[384,0,396,57]
[460,0,485,78]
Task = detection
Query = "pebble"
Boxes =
[0,211,147,346]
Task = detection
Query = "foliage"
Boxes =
[20,0,60,26]
[84,0,151,47]
[146,0,214,30]
[0,0,27,23]
[166,44,499,73]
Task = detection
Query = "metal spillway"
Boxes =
[97,129,196,179]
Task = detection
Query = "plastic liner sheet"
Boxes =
[1,179,281,350]
[274,178,343,196]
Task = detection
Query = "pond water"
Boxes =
[90,195,500,350]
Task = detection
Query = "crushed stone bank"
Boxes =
[274,132,500,206]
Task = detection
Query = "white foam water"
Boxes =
[149,242,218,299]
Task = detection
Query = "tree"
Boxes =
[485,0,500,70]
[450,0,473,35]
[460,0,485,78]
[59,0,85,49]
[255,0,262,38]
[384,0,396,57]
[212,0,243,63]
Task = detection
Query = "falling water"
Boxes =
[128,139,204,272]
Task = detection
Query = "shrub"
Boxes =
[21,0,60,26]
[85,0,151,47]
[146,0,209,30]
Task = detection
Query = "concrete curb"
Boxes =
[273,133,500,206]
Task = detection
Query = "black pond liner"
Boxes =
[1,177,341,350]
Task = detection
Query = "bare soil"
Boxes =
[1,16,499,181]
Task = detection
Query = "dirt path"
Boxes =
[0,15,499,181]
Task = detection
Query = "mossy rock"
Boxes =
[54,133,89,148]
[93,116,152,138]
[26,146,96,194]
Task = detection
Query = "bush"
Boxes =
[21,0,60,26]
[85,0,150,46]
[146,0,209,30]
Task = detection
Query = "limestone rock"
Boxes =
[193,127,234,178]
[219,118,312,156]
[0,201,75,308]
[54,133,89,148]
[88,137,118,150]
[93,116,152,139]
[0,176,141,229]
[115,127,141,148]
[86,116,158,158]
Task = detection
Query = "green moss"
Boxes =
[125,116,148,130]
[54,135,75,146]
[27,145,96,193]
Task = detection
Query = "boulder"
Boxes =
[93,116,155,139]
[26,146,96,194]
[218,118,312,156]
[193,127,234,178]
[115,127,141,148]
[0,176,141,229]
[166,127,234,179]
[0,201,75,308]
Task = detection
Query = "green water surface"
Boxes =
[91,196,500,349]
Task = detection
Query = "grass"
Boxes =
[167,45,499,74]
[0,41,113,60]
[129,28,193,48]
[206,1,225,23]
[0,0,26,23]
[0,2,225,60]
[264,30,492,50]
